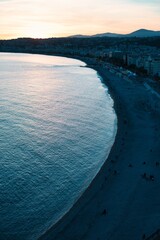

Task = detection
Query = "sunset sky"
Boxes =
[0,0,160,39]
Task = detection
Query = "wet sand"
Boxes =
[39,58,160,240]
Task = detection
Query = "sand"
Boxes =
[39,57,160,240]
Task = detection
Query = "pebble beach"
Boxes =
[40,57,160,240]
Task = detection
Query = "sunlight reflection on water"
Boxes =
[0,53,117,240]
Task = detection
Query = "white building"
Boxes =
[151,58,160,76]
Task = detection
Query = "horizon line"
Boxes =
[0,28,160,41]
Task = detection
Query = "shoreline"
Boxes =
[39,56,160,240]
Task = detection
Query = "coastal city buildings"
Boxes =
[108,50,160,77]
[0,37,160,79]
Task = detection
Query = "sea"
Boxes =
[0,53,117,239]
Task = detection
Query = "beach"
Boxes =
[39,57,160,240]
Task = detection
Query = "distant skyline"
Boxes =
[0,0,160,39]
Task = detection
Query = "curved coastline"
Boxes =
[0,51,160,239]
[38,56,160,240]
[37,59,119,238]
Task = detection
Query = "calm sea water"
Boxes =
[0,53,117,239]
